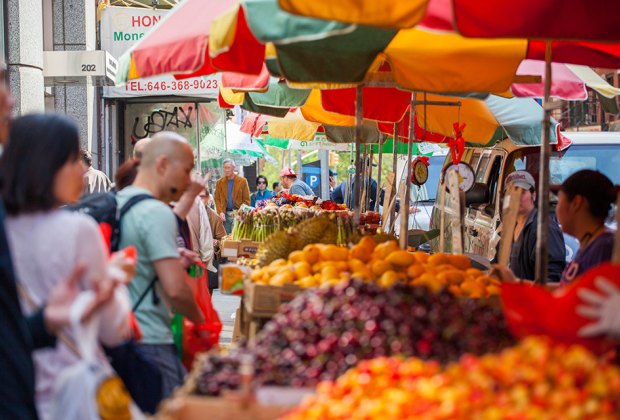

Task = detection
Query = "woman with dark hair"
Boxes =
[114,158,141,191]
[555,169,618,284]
[250,174,275,207]
[0,114,130,419]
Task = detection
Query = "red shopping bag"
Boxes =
[181,262,222,370]
[501,263,620,355]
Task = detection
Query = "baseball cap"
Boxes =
[505,170,536,191]
[279,168,297,177]
[329,169,337,177]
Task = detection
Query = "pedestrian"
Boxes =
[114,158,141,191]
[554,170,617,284]
[251,175,275,207]
[185,175,215,272]
[116,132,205,400]
[199,187,227,295]
[331,162,392,210]
[200,187,227,256]
[493,169,617,285]
[503,170,566,282]
[1,114,131,419]
[133,137,152,159]
[81,148,112,195]
[279,168,314,196]
[273,181,281,194]
[214,158,250,233]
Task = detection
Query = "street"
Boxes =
[211,290,241,345]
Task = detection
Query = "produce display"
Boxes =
[285,337,620,419]
[195,280,514,396]
[256,214,359,265]
[253,237,501,297]
[231,207,314,242]
[255,191,346,211]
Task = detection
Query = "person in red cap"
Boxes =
[279,168,314,196]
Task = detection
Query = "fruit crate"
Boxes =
[157,395,291,420]
[222,239,261,262]
[240,280,303,341]
[244,279,302,315]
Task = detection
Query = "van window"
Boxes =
[486,156,502,215]
[476,155,490,182]
[551,144,620,184]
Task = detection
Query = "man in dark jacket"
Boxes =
[0,63,116,419]
[506,171,566,282]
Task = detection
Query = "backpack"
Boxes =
[66,191,164,413]
[66,191,154,253]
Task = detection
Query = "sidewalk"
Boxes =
[211,290,241,345]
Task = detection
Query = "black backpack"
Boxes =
[65,191,164,413]
[66,191,153,252]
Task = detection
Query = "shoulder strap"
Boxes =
[132,276,158,312]
[118,193,154,219]
[117,193,160,311]
[110,194,155,253]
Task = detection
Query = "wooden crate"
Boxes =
[157,395,291,420]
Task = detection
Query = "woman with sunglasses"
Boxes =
[251,175,275,207]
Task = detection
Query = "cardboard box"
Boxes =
[222,240,241,259]
[158,396,291,420]
[238,239,260,258]
[221,239,260,261]
[244,280,302,315]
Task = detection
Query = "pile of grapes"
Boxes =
[196,281,515,396]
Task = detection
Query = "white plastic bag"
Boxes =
[51,291,144,420]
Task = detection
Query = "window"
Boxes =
[552,144,620,184]
[476,155,490,183]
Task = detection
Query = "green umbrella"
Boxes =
[370,138,434,155]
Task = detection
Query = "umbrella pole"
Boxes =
[400,93,416,249]
[353,85,363,226]
[367,146,374,212]
[361,144,369,213]
[535,41,553,285]
[375,134,384,213]
[388,123,399,233]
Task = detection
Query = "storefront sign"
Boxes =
[100,6,218,98]
[288,136,350,151]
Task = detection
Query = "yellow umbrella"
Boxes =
[278,0,429,28]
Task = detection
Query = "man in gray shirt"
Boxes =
[279,167,314,196]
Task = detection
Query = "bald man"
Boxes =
[133,136,152,159]
[116,131,204,400]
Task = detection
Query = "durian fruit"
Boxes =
[257,230,296,266]
[291,214,335,246]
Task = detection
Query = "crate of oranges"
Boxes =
[249,237,501,299]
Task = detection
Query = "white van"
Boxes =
[429,132,620,262]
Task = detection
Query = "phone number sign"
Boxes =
[100,6,218,99]
[124,78,219,93]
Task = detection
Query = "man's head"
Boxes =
[133,137,152,159]
[199,187,211,207]
[81,149,92,168]
[273,182,281,193]
[138,131,195,203]
[0,63,14,145]
[505,170,536,215]
[223,158,236,179]
[279,168,297,189]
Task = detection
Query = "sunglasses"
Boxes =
[257,181,267,185]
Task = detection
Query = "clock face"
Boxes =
[444,162,475,192]
[412,160,429,185]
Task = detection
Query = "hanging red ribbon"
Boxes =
[448,122,466,164]
[417,156,430,166]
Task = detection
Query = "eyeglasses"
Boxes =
[257,181,267,185]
